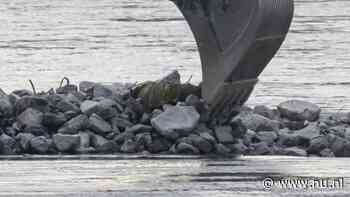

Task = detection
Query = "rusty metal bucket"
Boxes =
[171,0,294,116]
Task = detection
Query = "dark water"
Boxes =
[0,155,349,196]
[0,0,349,110]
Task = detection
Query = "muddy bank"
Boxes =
[0,71,349,157]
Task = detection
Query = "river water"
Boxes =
[0,155,349,196]
[0,0,349,110]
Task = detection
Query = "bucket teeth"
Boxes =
[172,0,294,116]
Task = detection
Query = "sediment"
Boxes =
[0,71,349,157]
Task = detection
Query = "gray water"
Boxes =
[0,0,349,110]
[0,155,349,196]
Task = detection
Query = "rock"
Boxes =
[88,113,112,134]
[307,136,329,154]
[78,132,91,148]
[90,134,114,153]
[113,132,134,144]
[188,134,213,153]
[16,133,35,152]
[30,136,51,154]
[151,109,163,119]
[95,99,119,119]
[56,98,80,113]
[147,137,171,153]
[58,115,88,135]
[251,142,271,155]
[125,124,153,135]
[277,129,299,147]
[120,139,137,153]
[214,126,235,144]
[277,100,321,121]
[176,142,200,154]
[294,122,321,145]
[42,112,67,128]
[15,96,49,115]
[253,105,277,120]
[256,131,278,145]
[232,111,279,132]
[110,116,133,130]
[243,129,257,146]
[53,134,81,152]
[0,97,13,118]
[151,106,200,139]
[11,89,33,97]
[140,113,151,125]
[281,119,308,130]
[185,94,200,106]
[135,133,152,149]
[229,140,248,154]
[93,84,113,98]
[283,147,307,157]
[199,132,217,145]
[319,148,335,157]
[329,136,350,157]
[80,100,99,115]
[17,108,43,129]
[230,119,247,138]
[0,134,19,155]
[215,143,231,155]
[194,124,214,136]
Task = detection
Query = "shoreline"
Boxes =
[1,71,350,158]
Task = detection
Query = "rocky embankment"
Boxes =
[0,71,349,157]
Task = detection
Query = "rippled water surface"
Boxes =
[0,155,349,196]
[0,0,349,110]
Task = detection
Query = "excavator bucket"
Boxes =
[171,0,294,117]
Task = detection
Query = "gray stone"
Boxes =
[80,100,99,115]
[42,112,67,128]
[253,105,277,120]
[294,122,321,144]
[56,99,80,113]
[93,84,113,98]
[277,129,299,147]
[16,133,35,151]
[88,113,112,134]
[251,142,271,155]
[0,134,18,155]
[329,136,350,157]
[140,113,151,124]
[230,119,247,138]
[278,100,321,121]
[96,99,119,119]
[58,115,88,135]
[120,139,137,153]
[319,148,335,157]
[229,140,248,154]
[113,132,134,144]
[0,97,13,118]
[17,108,43,130]
[243,129,257,146]
[90,134,114,153]
[282,119,308,130]
[283,147,307,157]
[110,116,133,130]
[151,109,163,119]
[147,137,171,153]
[135,133,152,148]
[307,136,329,154]
[151,106,200,139]
[256,131,278,144]
[214,126,234,144]
[215,143,231,155]
[232,111,279,132]
[15,96,49,114]
[53,134,80,152]
[199,132,217,145]
[194,124,214,136]
[188,134,213,153]
[176,142,200,154]
[125,124,153,134]
[78,132,90,148]
[30,136,51,154]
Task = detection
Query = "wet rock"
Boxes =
[78,132,90,148]
[53,134,80,153]
[42,112,67,128]
[58,115,88,135]
[113,132,134,144]
[176,142,200,154]
[90,134,114,153]
[319,148,335,157]
[277,129,299,147]
[80,100,99,115]
[0,134,19,155]
[88,113,112,134]
[215,143,231,155]
[147,137,171,153]
[199,132,217,145]
[214,126,234,144]
[283,147,308,157]
[16,133,35,152]
[56,98,80,113]
[256,131,278,145]
[120,139,137,153]
[307,136,329,154]
[294,122,321,145]
[232,111,279,132]
[251,142,271,155]
[81,99,119,119]
[151,106,200,139]
[17,108,44,135]
[188,134,213,153]
[125,124,153,134]
[135,133,152,149]
[30,136,51,154]
[15,96,49,115]
[278,100,321,121]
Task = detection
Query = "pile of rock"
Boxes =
[0,71,350,157]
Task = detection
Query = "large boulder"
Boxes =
[53,134,81,153]
[151,106,200,139]
[256,131,278,145]
[214,126,235,144]
[90,134,115,153]
[294,122,321,145]
[17,108,47,136]
[42,112,67,128]
[58,115,88,135]
[277,100,321,121]
[120,139,138,153]
[16,133,35,152]
[232,111,279,132]
[30,136,51,154]
[0,134,19,155]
